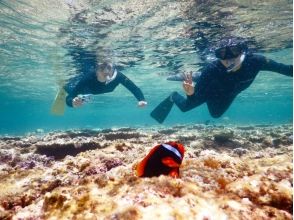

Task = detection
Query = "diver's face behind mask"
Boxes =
[215,45,242,60]
[220,53,245,72]
[104,69,117,84]
[214,37,247,72]
[97,62,116,83]
[101,69,113,79]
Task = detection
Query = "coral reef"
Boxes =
[0,124,292,219]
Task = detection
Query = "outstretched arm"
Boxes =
[259,55,293,77]
[64,46,96,107]
[118,72,147,106]
[64,75,87,107]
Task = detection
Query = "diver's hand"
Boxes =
[72,97,84,107]
[182,71,195,96]
[72,95,92,107]
[138,101,148,107]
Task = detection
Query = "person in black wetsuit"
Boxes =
[151,37,293,123]
[64,49,147,108]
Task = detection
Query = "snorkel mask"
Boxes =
[214,37,247,72]
[215,45,243,60]
[99,62,118,84]
[215,37,247,59]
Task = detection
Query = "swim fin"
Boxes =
[50,88,67,116]
[150,96,174,124]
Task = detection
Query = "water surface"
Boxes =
[0,0,292,135]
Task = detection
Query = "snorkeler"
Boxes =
[151,37,293,123]
[64,61,147,108]
[51,47,147,115]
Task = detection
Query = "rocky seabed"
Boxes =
[0,124,292,219]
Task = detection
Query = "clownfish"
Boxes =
[136,141,185,178]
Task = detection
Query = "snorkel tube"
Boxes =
[105,68,117,84]
[98,62,118,84]
[226,53,246,72]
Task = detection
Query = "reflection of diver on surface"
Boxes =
[51,47,147,114]
[151,37,293,124]
[190,30,211,62]
[166,31,210,82]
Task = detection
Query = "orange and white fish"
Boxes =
[136,141,185,178]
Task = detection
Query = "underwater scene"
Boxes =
[0,0,293,219]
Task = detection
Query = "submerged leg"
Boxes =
[151,92,205,124]
[150,96,174,124]
[206,95,236,118]
[172,92,204,112]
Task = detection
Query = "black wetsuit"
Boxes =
[64,49,145,107]
[170,53,293,118]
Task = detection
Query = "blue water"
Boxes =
[0,0,292,135]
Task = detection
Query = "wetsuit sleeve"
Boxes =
[118,73,145,101]
[64,46,97,107]
[258,55,293,77]
[64,76,87,107]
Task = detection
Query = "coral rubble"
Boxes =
[0,124,292,219]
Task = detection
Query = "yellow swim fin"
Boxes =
[50,88,67,116]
